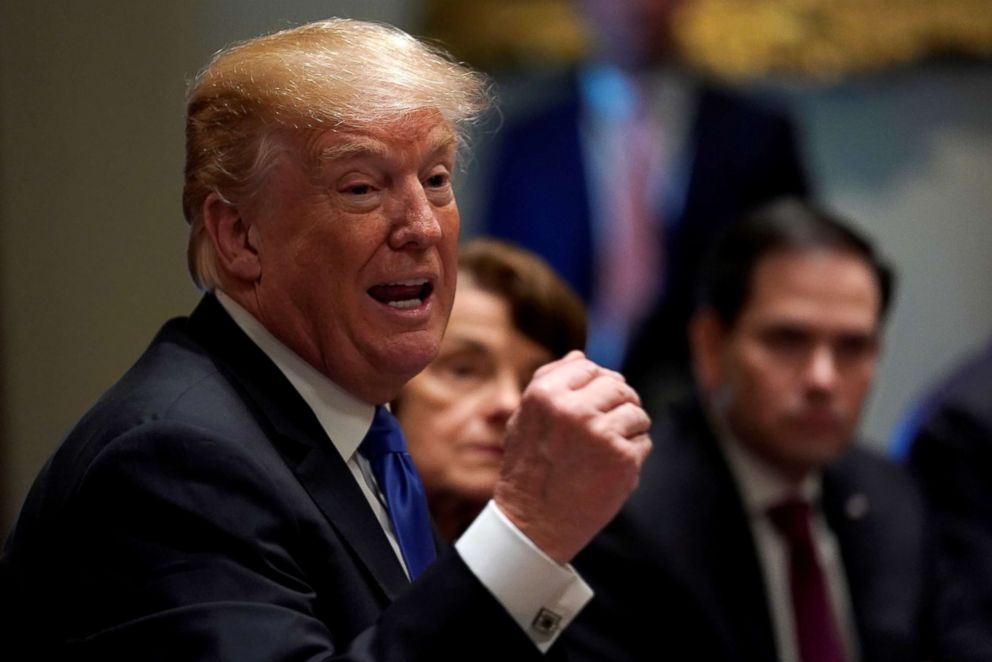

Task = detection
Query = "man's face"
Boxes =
[243,111,460,404]
[696,249,882,481]
[579,0,685,69]
[396,282,554,506]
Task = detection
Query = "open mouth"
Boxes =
[367,279,433,309]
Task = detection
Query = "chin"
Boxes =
[380,333,442,380]
[792,441,849,472]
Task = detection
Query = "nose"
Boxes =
[487,372,523,429]
[388,179,444,250]
[804,345,839,393]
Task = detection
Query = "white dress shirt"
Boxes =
[216,291,591,651]
[718,429,862,662]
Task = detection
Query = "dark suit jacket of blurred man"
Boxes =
[0,296,554,660]
[485,73,810,397]
[904,337,992,661]
[565,399,935,662]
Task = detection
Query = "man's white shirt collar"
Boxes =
[214,290,374,462]
[711,410,822,513]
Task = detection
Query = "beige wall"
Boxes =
[788,65,992,447]
[0,0,418,539]
[1,3,199,538]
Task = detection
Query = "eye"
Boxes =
[335,175,380,210]
[432,350,494,388]
[426,173,449,188]
[448,360,480,379]
[346,183,372,195]
[444,356,489,381]
[422,167,453,205]
[761,326,811,359]
[834,333,877,364]
[338,178,377,197]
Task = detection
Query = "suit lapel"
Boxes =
[822,456,879,657]
[683,407,780,661]
[292,440,410,601]
[638,403,778,661]
[186,295,410,600]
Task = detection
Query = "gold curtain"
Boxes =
[425,0,992,82]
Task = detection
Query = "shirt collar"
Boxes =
[710,409,821,515]
[215,290,374,463]
[579,63,642,119]
[578,61,692,120]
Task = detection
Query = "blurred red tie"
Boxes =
[598,88,662,349]
[768,499,847,662]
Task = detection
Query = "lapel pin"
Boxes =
[845,493,870,520]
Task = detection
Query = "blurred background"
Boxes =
[1,0,991,539]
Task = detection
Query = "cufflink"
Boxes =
[531,607,562,636]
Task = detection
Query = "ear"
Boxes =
[689,308,726,393]
[201,191,262,283]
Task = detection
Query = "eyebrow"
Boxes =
[441,337,488,354]
[317,130,458,164]
[318,138,390,163]
[428,131,459,154]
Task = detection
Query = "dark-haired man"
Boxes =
[566,198,934,662]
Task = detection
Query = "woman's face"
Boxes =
[396,281,555,505]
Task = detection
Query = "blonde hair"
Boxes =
[183,18,492,290]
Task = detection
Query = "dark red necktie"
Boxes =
[767,499,847,662]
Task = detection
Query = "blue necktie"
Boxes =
[359,406,436,579]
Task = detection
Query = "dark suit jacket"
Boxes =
[564,400,935,662]
[485,73,809,396]
[0,295,551,661]
[906,338,992,661]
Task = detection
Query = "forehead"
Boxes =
[445,285,555,361]
[447,285,512,332]
[312,110,457,163]
[741,249,881,328]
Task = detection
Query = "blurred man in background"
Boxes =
[566,198,935,662]
[485,0,810,410]
[897,336,992,661]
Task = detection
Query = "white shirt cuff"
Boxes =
[455,500,594,652]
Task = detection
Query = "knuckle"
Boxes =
[607,377,640,405]
[524,379,556,407]
[585,413,611,438]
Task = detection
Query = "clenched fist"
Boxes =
[493,351,652,564]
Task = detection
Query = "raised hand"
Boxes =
[494,351,652,564]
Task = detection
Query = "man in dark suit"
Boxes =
[565,198,935,661]
[0,18,652,660]
[484,0,809,406]
[899,337,992,660]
